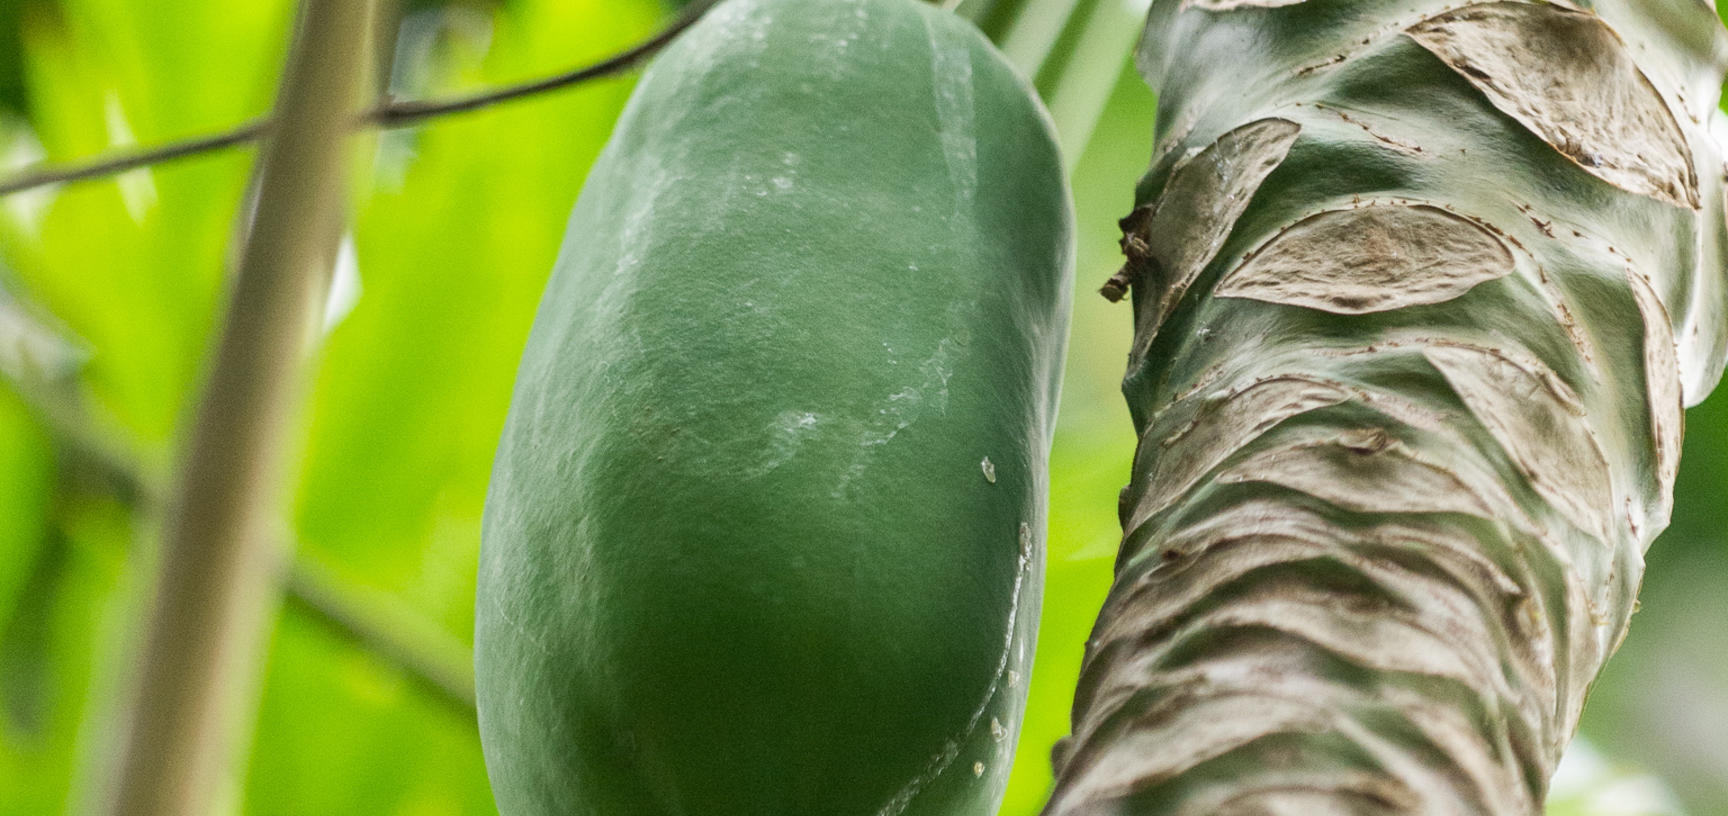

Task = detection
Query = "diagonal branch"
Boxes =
[367,0,718,127]
[0,123,270,197]
[2,264,477,719]
[0,0,721,198]
[3,364,479,715]
[281,558,477,713]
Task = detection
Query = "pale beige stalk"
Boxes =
[99,2,376,814]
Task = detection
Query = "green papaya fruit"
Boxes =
[474,0,1073,813]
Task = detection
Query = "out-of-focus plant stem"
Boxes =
[1034,0,1148,167]
[0,306,479,716]
[99,1,378,814]
[996,0,1083,79]
[282,559,477,711]
[962,0,1140,168]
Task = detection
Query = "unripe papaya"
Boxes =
[474,0,1073,813]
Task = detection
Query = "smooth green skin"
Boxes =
[474,1,1074,813]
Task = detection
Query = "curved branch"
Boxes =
[282,559,477,713]
[1,353,480,717]
[3,245,479,721]
[367,0,719,127]
[0,0,720,198]
[0,122,269,197]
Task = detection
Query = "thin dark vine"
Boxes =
[0,0,720,198]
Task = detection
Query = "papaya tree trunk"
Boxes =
[1047,0,1728,813]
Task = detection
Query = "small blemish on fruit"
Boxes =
[981,457,996,483]
[990,717,1006,741]
[972,761,985,777]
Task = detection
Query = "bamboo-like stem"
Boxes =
[995,0,1084,79]
[283,559,476,712]
[99,1,376,814]
[0,334,479,716]
[0,0,721,198]
[1032,0,1145,167]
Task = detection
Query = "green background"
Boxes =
[0,1,1721,813]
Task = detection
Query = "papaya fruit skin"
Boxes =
[474,0,1073,813]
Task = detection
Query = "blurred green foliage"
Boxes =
[0,0,1721,814]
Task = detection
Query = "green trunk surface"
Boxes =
[1050,0,1728,812]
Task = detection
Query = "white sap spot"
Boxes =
[807,2,868,77]
[981,457,996,483]
[772,176,794,191]
[746,410,822,477]
[922,15,977,211]
[990,718,1006,742]
[872,412,1025,809]
[832,329,963,497]
[781,151,802,166]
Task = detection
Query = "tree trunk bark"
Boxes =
[1047,0,1728,813]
